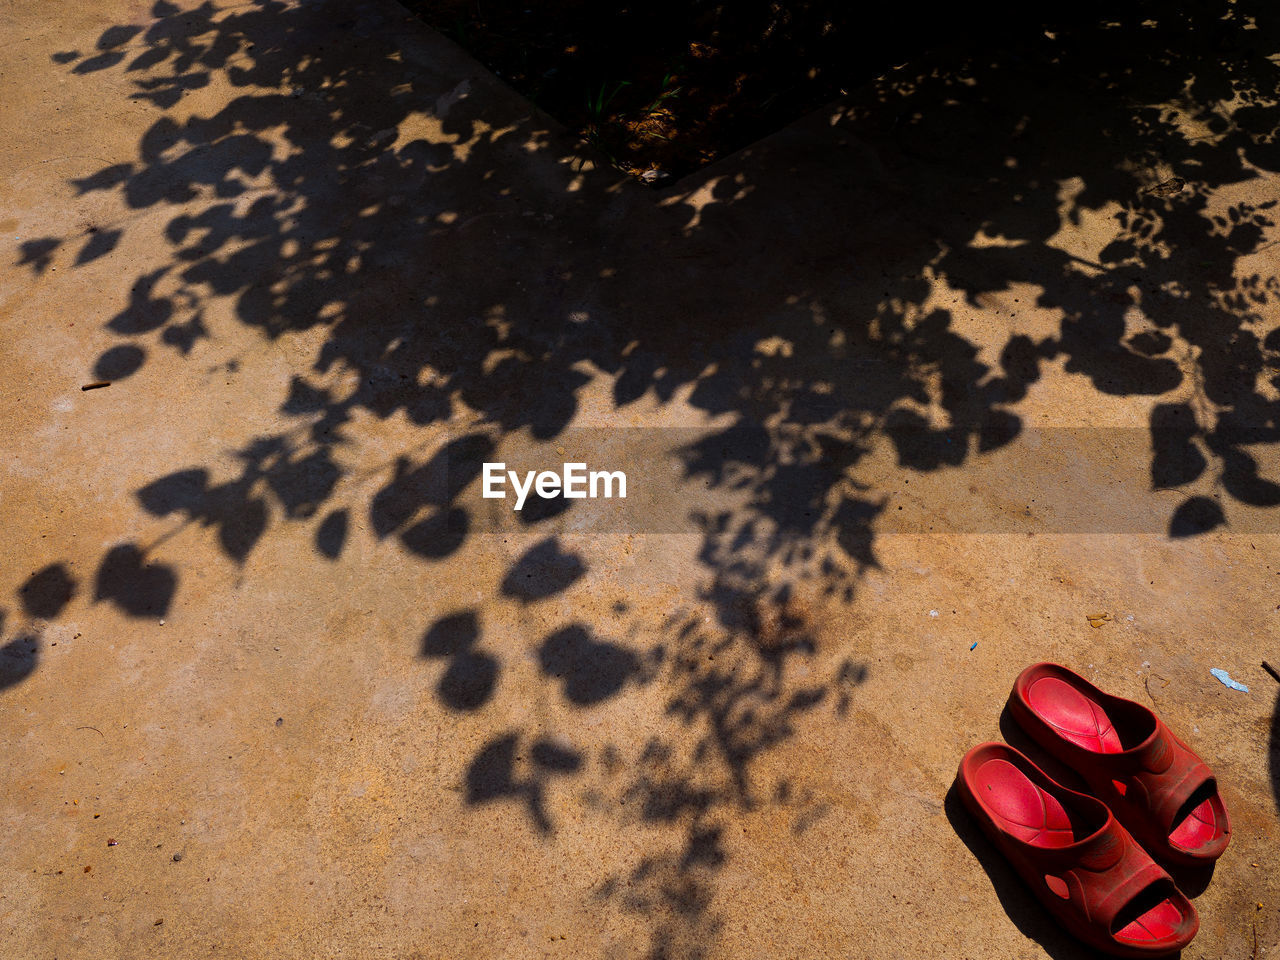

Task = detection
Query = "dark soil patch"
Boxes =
[406,1,1081,183]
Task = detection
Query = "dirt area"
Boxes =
[1,0,1279,958]
[405,1,1083,181]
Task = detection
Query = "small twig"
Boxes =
[1143,674,1169,707]
[80,381,110,391]
[74,725,104,737]
[1263,661,1280,685]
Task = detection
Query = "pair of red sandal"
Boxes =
[956,663,1231,957]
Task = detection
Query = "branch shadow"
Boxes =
[11,0,1280,956]
[1270,684,1280,816]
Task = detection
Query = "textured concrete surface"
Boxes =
[1,1,1278,958]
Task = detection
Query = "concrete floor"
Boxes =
[1,1,1277,958]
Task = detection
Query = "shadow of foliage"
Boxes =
[538,623,643,706]
[40,0,1280,584]
[0,632,40,691]
[500,538,587,602]
[18,564,77,619]
[21,0,1280,955]
[1271,686,1280,816]
[421,610,499,711]
[93,543,176,617]
[466,732,584,834]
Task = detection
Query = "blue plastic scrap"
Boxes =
[1209,668,1249,693]
[969,642,978,651]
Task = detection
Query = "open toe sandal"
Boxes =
[1008,663,1230,867]
[957,742,1199,957]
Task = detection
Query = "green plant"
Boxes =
[586,80,631,121]
[641,71,682,115]
[449,15,469,46]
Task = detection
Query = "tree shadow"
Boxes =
[537,624,643,706]
[420,610,499,711]
[587,591,864,956]
[499,538,587,603]
[93,543,176,617]
[13,0,1280,955]
[18,564,76,619]
[1270,685,1280,816]
[466,732,584,835]
[0,628,40,691]
[30,0,1280,614]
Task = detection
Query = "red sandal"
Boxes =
[1008,663,1230,867]
[957,743,1199,957]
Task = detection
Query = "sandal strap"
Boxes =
[1011,816,1126,873]
[1087,851,1171,930]
[1136,752,1214,836]
[1083,725,1175,778]
[1088,721,1214,834]
[1036,829,1171,931]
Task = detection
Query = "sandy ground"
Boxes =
[1,1,1278,958]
